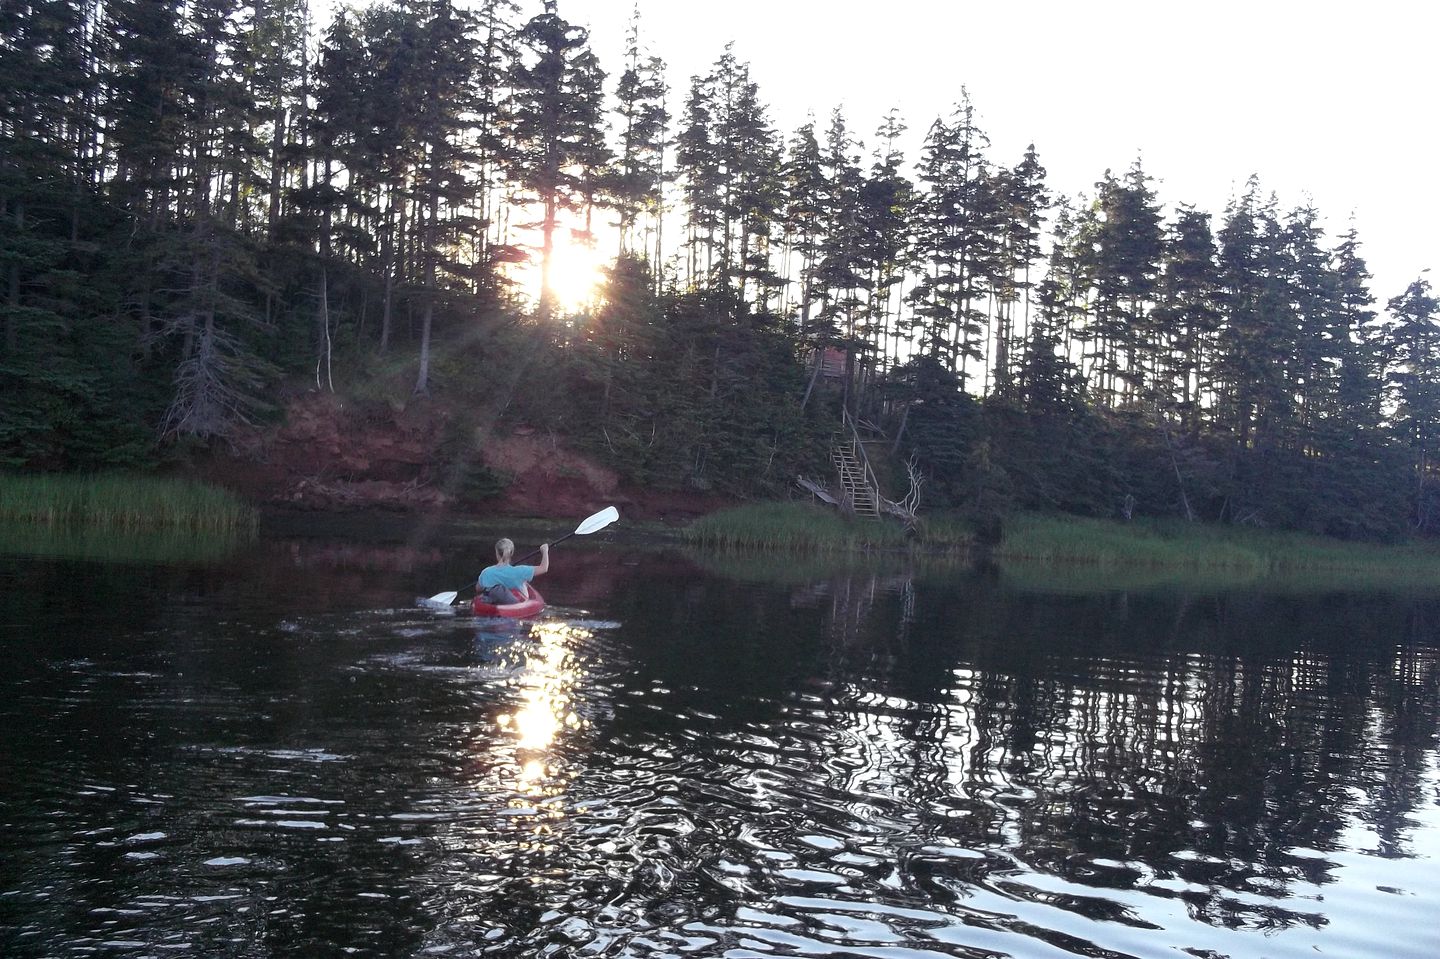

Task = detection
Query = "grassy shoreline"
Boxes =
[685,502,973,552]
[0,473,257,532]
[685,502,1440,580]
[995,512,1440,577]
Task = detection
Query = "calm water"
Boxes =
[1,525,1438,958]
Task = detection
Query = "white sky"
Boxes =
[562,0,1437,304]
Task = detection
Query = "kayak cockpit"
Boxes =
[472,583,545,618]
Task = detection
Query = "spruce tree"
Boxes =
[1153,206,1221,433]
[104,0,190,223]
[1330,225,1385,436]
[612,8,668,261]
[1283,204,1341,444]
[857,110,915,385]
[239,0,308,237]
[408,0,482,393]
[811,108,868,348]
[1081,159,1162,405]
[722,66,782,309]
[906,91,996,389]
[1385,276,1440,530]
[780,120,825,335]
[472,0,519,286]
[675,68,721,286]
[507,0,608,318]
[1032,196,1090,375]
[1215,179,1296,452]
[989,144,1048,398]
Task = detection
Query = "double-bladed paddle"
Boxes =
[424,505,619,607]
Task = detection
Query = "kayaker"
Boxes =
[478,538,548,606]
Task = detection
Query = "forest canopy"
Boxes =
[1,0,1437,539]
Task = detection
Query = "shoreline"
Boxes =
[9,471,1440,587]
[156,498,1440,583]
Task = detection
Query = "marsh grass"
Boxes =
[908,512,976,548]
[997,513,1440,580]
[684,502,1440,587]
[684,502,912,551]
[0,474,256,532]
[996,514,1263,570]
[0,522,251,565]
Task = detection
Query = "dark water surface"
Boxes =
[1,526,1438,958]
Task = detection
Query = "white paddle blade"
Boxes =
[425,590,459,607]
[575,506,619,536]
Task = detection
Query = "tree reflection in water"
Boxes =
[600,560,1440,956]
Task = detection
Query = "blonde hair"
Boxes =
[495,538,514,562]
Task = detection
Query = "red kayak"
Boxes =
[472,583,545,618]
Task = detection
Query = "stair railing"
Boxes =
[841,407,882,515]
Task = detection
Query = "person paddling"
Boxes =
[478,538,548,606]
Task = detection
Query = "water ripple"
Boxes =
[2,579,1439,959]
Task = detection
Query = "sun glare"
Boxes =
[535,228,609,314]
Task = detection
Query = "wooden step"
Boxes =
[831,439,880,520]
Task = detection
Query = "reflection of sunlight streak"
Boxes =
[517,756,548,793]
[496,623,591,806]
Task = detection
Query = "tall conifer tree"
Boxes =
[906,91,995,388]
[1153,206,1222,432]
[612,8,668,262]
[1385,276,1440,529]
[508,0,607,317]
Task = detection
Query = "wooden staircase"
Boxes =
[832,440,879,517]
[832,411,881,519]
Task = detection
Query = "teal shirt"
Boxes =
[479,564,536,593]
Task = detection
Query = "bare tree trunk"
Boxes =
[540,190,556,319]
[414,300,433,394]
[5,198,20,355]
[380,196,397,353]
[653,206,664,297]
[414,192,438,395]
[316,263,332,391]
[800,347,824,412]
[137,278,154,361]
[1158,408,1195,522]
[798,251,813,341]
[181,250,204,361]
[268,104,286,236]
[890,401,911,456]
[380,265,394,353]
[298,11,310,195]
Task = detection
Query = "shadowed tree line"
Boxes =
[2,0,1436,536]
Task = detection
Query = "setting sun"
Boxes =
[531,226,610,314]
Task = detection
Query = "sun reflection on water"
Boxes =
[496,622,591,811]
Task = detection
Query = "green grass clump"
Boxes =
[910,511,979,549]
[685,502,912,552]
[0,473,257,532]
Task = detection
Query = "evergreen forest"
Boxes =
[3,0,1438,540]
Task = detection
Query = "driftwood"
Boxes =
[880,454,925,526]
[796,476,840,506]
